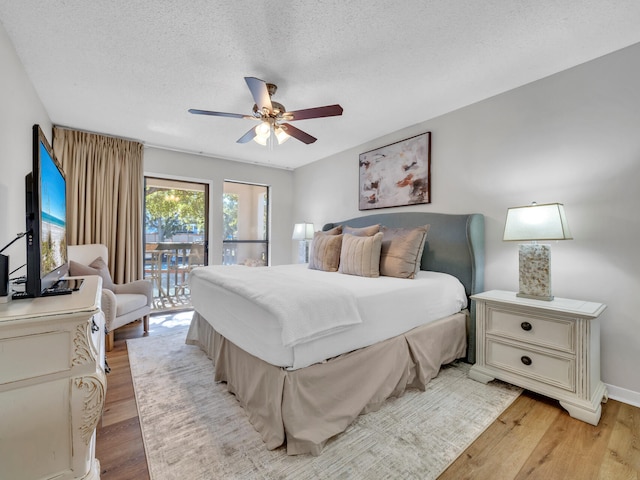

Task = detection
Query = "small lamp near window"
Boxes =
[292,222,315,263]
[503,202,572,301]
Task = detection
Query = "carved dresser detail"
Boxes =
[0,276,105,479]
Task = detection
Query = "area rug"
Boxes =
[128,329,521,480]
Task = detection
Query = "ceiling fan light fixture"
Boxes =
[253,121,271,145]
[255,121,270,136]
[275,126,290,144]
[253,135,268,146]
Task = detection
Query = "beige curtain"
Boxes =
[52,127,144,284]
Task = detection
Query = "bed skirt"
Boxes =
[186,310,468,455]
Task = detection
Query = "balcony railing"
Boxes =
[145,240,268,311]
[145,242,205,311]
[222,240,267,267]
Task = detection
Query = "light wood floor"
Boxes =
[97,318,640,480]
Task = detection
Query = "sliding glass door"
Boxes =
[144,177,208,310]
[222,181,269,266]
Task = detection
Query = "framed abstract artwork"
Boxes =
[359,132,431,210]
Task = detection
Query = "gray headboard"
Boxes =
[323,211,485,362]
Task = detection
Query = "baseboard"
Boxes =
[605,383,640,408]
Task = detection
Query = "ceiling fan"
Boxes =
[188,77,343,146]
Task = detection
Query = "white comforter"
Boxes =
[189,264,468,369]
[189,265,362,346]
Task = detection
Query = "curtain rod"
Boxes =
[53,124,143,145]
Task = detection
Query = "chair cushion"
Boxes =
[115,293,149,317]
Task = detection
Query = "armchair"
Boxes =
[68,244,152,351]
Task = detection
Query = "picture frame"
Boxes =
[359,132,431,210]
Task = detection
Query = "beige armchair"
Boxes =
[68,244,152,351]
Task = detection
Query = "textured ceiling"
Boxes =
[2,1,640,170]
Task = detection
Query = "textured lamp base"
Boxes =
[518,243,553,301]
[297,240,310,263]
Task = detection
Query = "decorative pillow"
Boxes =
[339,232,383,277]
[323,225,343,235]
[69,256,115,291]
[308,232,343,272]
[343,224,380,237]
[379,225,430,279]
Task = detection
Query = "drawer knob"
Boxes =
[521,356,532,366]
[520,321,532,331]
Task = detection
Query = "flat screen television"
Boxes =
[24,124,69,297]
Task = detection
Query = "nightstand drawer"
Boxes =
[486,339,575,391]
[486,307,574,352]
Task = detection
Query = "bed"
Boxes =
[186,211,485,455]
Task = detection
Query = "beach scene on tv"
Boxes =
[39,143,67,275]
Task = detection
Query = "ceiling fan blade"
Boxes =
[281,123,317,144]
[188,108,251,119]
[236,126,257,144]
[284,104,343,121]
[245,77,273,113]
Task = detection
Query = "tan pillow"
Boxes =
[339,232,383,277]
[343,224,380,236]
[308,232,343,272]
[323,225,343,235]
[380,225,430,279]
[69,256,115,291]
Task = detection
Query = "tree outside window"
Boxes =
[145,188,205,242]
[223,193,238,240]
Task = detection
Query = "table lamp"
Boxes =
[292,222,315,263]
[503,202,572,301]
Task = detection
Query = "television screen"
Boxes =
[24,125,69,296]
[39,140,67,278]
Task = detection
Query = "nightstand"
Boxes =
[469,290,608,426]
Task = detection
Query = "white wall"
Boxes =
[144,148,294,266]
[294,43,640,404]
[0,23,52,270]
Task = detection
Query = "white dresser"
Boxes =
[0,276,105,480]
[469,290,607,426]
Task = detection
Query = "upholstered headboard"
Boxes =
[323,212,485,362]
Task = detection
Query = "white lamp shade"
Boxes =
[275,126,290,144]
[503,203,573,241]
[253,123,290,146]
[292,222,315,240]
[253,122,270,145]
[255,122,270,136]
